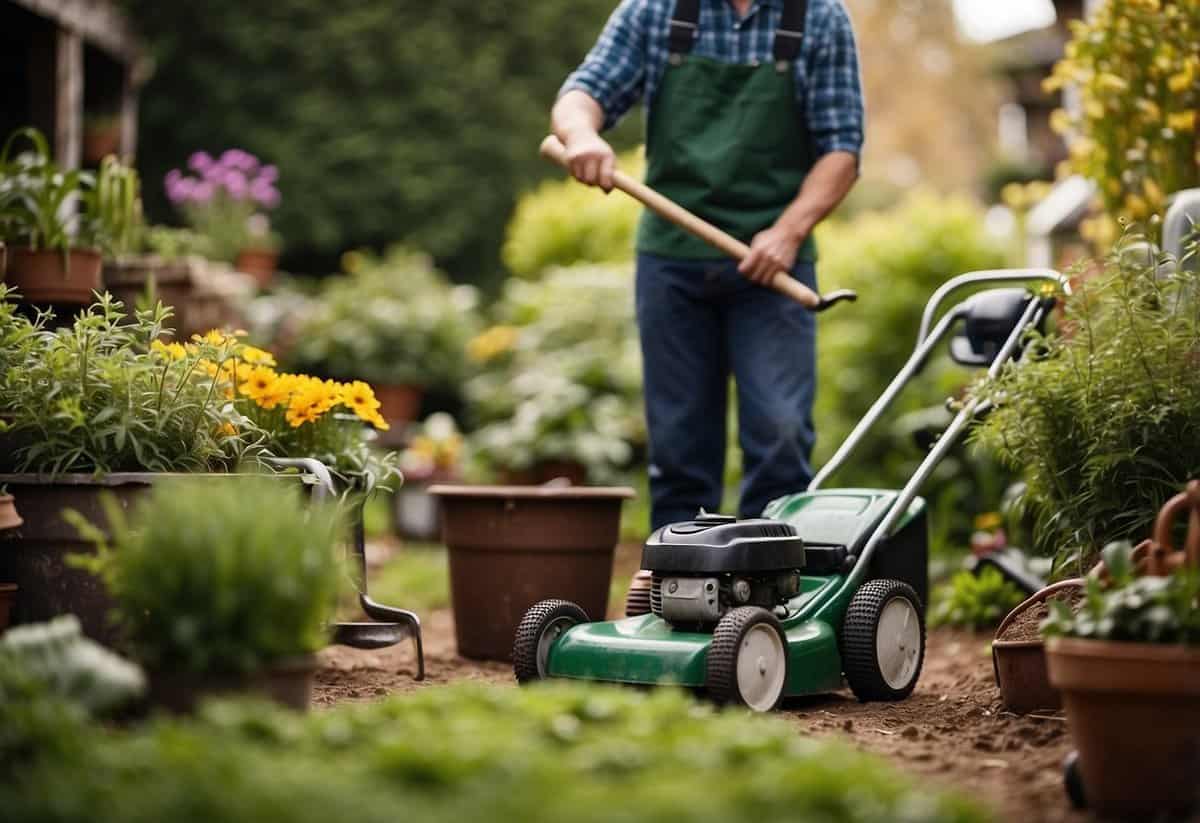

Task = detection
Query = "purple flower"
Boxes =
[258,165,279,185]
[222,169,248,200]
[220,148,259,173]
[257,185,281,209]
[192,180,216,204]
[188,151,214,173]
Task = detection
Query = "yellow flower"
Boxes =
[340,380,382,421]
[467,325,519,363]
[194,329,233,348]
[239,366,278,400]
[218,422,237,437]
[974,512,1003,532]
[239,345,277,367]
[367,411,390,432]
[151,340,187,360]
[1167,110,1197,133]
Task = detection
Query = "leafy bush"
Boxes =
[503,148,644,278]
[0,127,101,253]
[973,233,1200,571]
[930,568,1025,631]
[122,0,636,279]
[0,681,990,823]
[284,249,481,389]
[0,292,250,474]
[1047,0,1200,228]
[812,190,1011,552]
[73,476,341,675]
[1043,541,1200,645]
[465,265,643,482]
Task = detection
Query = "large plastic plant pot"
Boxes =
[430,484,634,661]
[1046,636,1200,819]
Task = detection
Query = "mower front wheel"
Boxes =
[513,599,590,684]
[706,606,789,712]
[841,579,925,702]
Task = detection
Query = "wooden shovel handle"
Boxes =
[539,136,856,313]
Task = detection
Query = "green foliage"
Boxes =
[466,265,644,482]
[972,234,1200,572]
[87,155,144,258]
[140,225,212,260]
[0,127,99,253]
[0,616,145,717]
[122,0,635,279]
[1042,541,1200,645]
[0,293,251,474]
[283,249,481,389]
[0,681,990,823]
[813,190,1011,551]
[73,476,341,675]
[930,568,1025,631]
[503,148,645,278]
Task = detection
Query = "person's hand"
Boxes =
[738,223,805,285]
[564,130,616,192]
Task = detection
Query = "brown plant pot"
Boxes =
[0,494,22,531]
[374,383,423,427]
[992,579,1084,715]
[83,127,121,166]
[1046,636,1200,819]
[103,256,213,338]
[429,484,635,661]
[5,247,103,304]
[0,583,17,631]
[235,248,279,289]
[148,654,317,714]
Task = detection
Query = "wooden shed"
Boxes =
[0,0,149,167]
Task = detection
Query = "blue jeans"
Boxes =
[636,252,817,531]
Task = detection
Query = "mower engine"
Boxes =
[642,512,807,627]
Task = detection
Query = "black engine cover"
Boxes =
[642,513,806,574]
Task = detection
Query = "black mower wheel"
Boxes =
[513,599,590,684]
[841,579,926,702]
[706,606,789,712]
[1063,751,1086,810]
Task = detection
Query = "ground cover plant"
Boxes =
[930,568,1026,631]
[70,477,341,676]
[973,234,1200,572]
[0,662,990,823]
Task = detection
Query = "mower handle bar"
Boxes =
[916,268,1070,348]
[538,135,857,313]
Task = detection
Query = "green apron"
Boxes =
[637,0,818,262]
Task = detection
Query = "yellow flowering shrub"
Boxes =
[1048,0,1200,227]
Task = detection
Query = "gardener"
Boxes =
[554,0,863,528]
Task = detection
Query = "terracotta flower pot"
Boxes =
[4,247,103,304]
[429,484,635,661]
[148,654,317,713]
[235,248,279,289]
[1047,637,1200,818]
[374,384,423,427]
[83,126,121,166]
[992,579,1084,715]
[0,494,22,531]
[0,583,16,631]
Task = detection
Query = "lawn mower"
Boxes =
[513,268,1066,711]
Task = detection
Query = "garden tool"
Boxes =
[538,135,857,313]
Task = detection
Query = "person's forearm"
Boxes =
[552,90,605,144]
[776,151,859,241]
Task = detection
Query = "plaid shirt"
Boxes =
[561,0,864,158]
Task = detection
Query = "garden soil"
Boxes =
[316,543,1082,823]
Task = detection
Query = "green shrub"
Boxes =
[0,292,251,474]
[73,476,341,675]
[503,148,644,278]
[973,234,1200,572]
[285,249,481,389]
[0,682,990,823]
[1042,541,1200,645]
[465,265,643,481]
[930,568,1025,631]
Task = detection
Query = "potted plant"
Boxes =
[82,112,122,166]
[0,127,104,304]
[465,266,644,485]
[393,412,464,540]
[164,149,282,288]
[73,475,341,712]
[1043,484,1200,819]
[286,249,481,426]
[0,486,21,632]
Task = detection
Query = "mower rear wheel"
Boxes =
[842,579,925,702]
[706,607,788,712]
[513,599,590,684]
